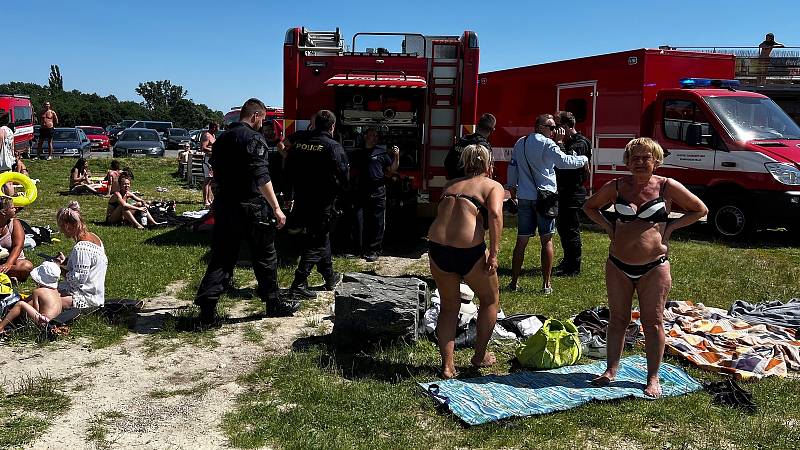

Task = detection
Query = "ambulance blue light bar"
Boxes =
[680,78,741,89]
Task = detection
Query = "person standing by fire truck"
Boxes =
[351,127,400,262]
[506,114,588,294]
[285,110,349,299]
[444,113,496,180]
[194,98,296,327]
[553,111,592,276]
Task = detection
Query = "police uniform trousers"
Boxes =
[291,202,335,287]
[353,184,386,255]
[196,199,279,310]
[556,187,586,272]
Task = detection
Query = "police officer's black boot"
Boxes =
[289,282,316,300]
[324,272,343,291]
[266,297,300,317]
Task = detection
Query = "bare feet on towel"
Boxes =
[591,369,616,387]
[471,351,496,368]
[644,376,662,398]
[440,366,459,379]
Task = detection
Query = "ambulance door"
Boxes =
[557,82,596,188]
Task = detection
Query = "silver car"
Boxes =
[113,128,165,157]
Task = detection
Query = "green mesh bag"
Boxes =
[515,318,582,369]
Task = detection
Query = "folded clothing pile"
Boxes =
[571,306,643,359]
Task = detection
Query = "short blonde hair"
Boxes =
[460,144,492,176]
[623,137,664,166]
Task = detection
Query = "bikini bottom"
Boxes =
[429,241,487,277]
[608,254,668,283]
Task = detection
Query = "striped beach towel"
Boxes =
[663,300,800,380]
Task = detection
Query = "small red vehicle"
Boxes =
[77,126,110,151]
[479,48,800,237]
[0,94,34,155]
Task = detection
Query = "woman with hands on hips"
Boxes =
[582,137,707,397]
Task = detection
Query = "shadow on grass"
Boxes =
[291,336,440,383]
[143,226,211,247]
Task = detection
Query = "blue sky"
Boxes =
[6,0,799,112]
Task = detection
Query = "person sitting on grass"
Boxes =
[104,159,122,195]
[18,201,107,326]
[0,196,33,281]
[69,158,103,194]
[427,144,504,378]
[105,173,160,229]
[0,261,61,336]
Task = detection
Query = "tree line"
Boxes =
[0,66,223,130]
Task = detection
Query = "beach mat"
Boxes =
[419,355,701,425]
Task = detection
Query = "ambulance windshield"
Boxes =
[706,96,800,141]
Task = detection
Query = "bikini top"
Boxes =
[613,178,670,223]
[441,192,489,225]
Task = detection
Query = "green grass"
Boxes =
[0,376,71,449]
[223,227,800,450]
[85,410,123,450]
[5,156,800,448]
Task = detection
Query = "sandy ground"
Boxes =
[0,256,427,450]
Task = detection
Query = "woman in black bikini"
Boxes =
[428,144,504,379]
[583,138,707,397]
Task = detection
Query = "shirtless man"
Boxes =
[200,122,218,207]
[37,102,59,160]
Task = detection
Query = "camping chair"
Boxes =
[188,152,207,187]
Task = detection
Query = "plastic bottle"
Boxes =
[140,212,148,227]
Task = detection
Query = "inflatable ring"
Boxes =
[0,172,38,206]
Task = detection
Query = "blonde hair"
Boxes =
[460,144,492,176]
[623,137,664,166]
[57,201,87,236]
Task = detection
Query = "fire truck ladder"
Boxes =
[425,39,462,188]
[300,28,343,53]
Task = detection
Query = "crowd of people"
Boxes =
[0,96,710,398]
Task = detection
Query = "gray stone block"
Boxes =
[332,273,428,347]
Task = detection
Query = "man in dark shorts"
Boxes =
[37,102,59,160]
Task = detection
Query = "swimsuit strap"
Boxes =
[442,193,489,224]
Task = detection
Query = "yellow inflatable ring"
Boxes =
[0,172,38,206]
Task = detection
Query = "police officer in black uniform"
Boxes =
[351,127,399,262]
[195,98,297,326]
[285,110,349,299]
[554,110,592,276]
[444,113,496,179]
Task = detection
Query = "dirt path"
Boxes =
[1,282,333,450]
[0,256,429,449]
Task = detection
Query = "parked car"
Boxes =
[107,125,126,145]
[28,127,92,158]
[113,128,165,157]
[188,129,205,149]
[164,128,192,149]
[130,120,173,137]
[77,126,110,151]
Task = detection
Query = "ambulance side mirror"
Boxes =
[685,123,703,146]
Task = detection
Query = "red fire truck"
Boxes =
[0,94,34,155]
[283,27,479,214]
[479,48,800,237]
[223,106,284,141]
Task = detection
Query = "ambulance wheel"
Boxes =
[710,197,753,239]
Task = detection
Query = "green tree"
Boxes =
[135,80,188,110]
[48,65,63,91]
